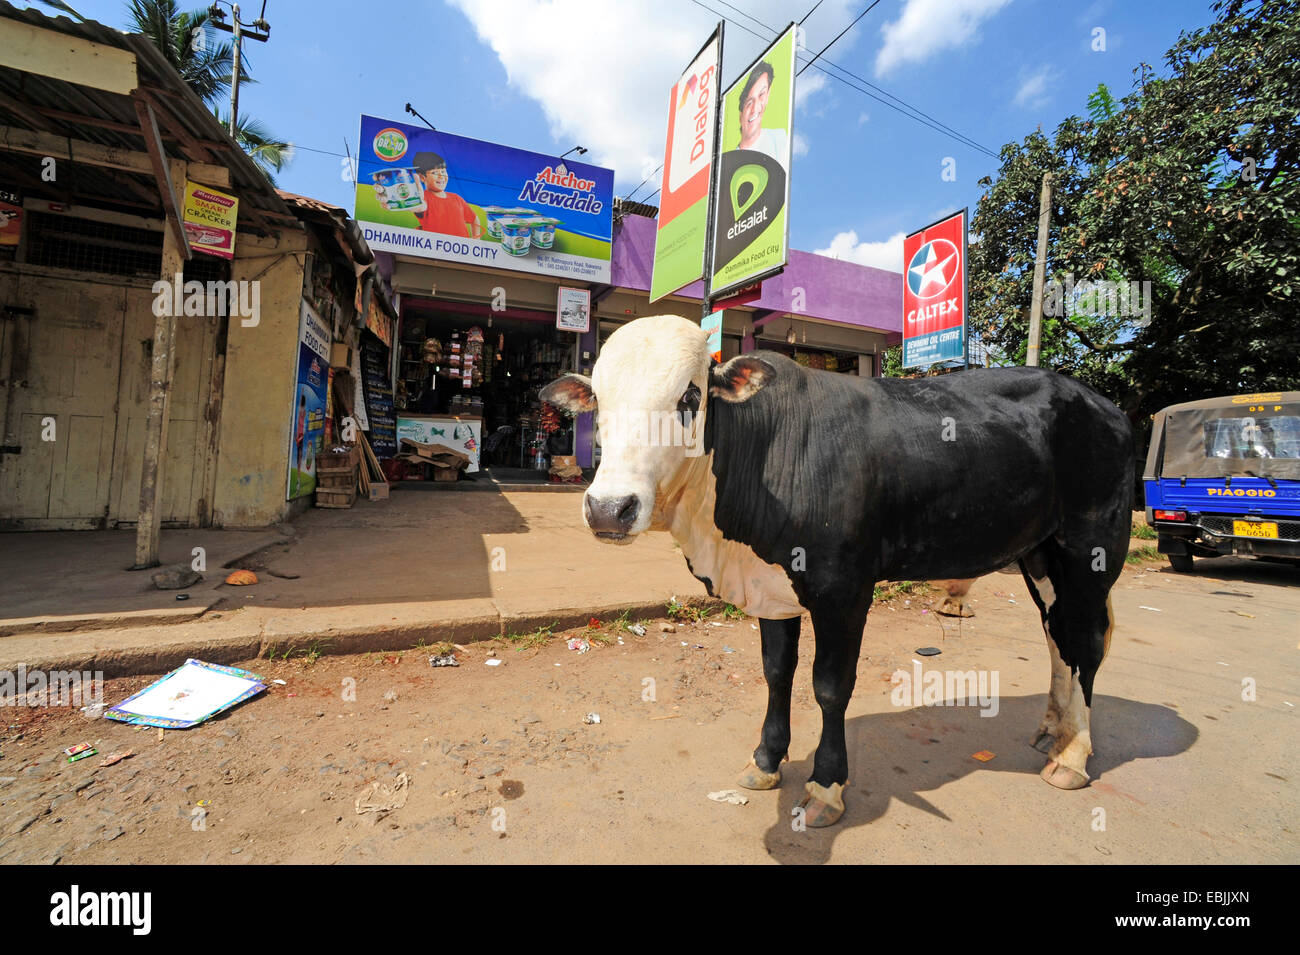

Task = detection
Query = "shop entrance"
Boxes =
[755,337,866,376]
[395,304,577,477]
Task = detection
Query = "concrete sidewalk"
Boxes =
[0,486,713,676]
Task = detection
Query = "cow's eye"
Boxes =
[676,382,701,424]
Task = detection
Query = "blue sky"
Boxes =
[44,0,1216,271]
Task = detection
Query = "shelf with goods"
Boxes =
[791,349,859,375]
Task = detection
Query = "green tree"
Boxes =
[969,0,1299,422]
[125,0,293,181]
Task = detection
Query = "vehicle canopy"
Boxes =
[1144,392,1300,482]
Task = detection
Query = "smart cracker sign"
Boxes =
[707,23,796,299]
[902,209,968,368]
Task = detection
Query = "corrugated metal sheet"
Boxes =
[0,0,292,231]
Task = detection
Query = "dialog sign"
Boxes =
[902,209,967,368]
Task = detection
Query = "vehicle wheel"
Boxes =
[1167,552,1194,573]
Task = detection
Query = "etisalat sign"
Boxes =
[354,115,614,283]
[707,23,797,300]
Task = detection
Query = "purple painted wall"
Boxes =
[610,214,902,341]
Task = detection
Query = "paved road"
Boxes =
[0,554,1294,864]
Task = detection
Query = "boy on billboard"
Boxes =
[413,151,483,238]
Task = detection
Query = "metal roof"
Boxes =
[0,1,292,232]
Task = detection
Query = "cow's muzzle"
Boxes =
[584,493,640,541]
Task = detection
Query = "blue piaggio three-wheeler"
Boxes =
[1143,392,1300,573]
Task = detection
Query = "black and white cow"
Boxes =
[542,315,1133,827]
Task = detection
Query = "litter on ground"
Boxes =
[707,789,750,806]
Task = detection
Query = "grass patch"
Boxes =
[720,603,746,620]
[667,597,709,623]
[429,640,456,657]
[502,623,558,651]
[1126,545,1162,565]
[872,580,933,602]
[1131,520,1157,540]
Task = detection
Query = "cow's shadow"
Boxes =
[757,693,1196,865]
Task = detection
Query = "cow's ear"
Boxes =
[709,355,774,403]
[540,374,597,414]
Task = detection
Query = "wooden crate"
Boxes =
[315,487,355,508]
[319,445,359,469]
[316,469,355,490]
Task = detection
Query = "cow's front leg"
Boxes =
[738,616,800,791]
[801,597,870,827]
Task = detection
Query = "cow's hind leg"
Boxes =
[738,616,800,791]
[1020,548,1067,755]
[1022,542,1118,790]
[799,594,871,827]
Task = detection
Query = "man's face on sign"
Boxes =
[740,72,771,144]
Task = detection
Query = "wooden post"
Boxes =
[1026,171,1052,367]
[133,157,188,568]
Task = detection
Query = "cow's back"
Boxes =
[704,355,1133,591]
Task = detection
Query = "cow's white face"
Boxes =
[540,314,772,542]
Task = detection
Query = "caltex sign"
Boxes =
[902,209,967,368]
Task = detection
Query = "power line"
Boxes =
[689,0,998,160]
[797,0,881,77]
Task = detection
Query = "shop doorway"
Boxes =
[1,245,225,529]
[395,304,578,478]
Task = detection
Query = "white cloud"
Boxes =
[447,0,859,189]
[858,111,870,125]
[1013,66,1055,108]
[814,230,905,272]
[874,0,1013,77]
[792,132,809,157]
[794,71,828,111]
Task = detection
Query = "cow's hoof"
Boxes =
[937,596,974,618]
[1031,730,1056,754]
[1040,759,1089,790]
[737,760,781,791]
[798,781,846,827]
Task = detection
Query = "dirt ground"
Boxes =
[1,547,1296,865]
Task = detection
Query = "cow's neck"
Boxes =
[655,453,801,620]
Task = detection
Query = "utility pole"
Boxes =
[208,2,271,130]
[1026,171,1052,367]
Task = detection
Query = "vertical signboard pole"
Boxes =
[962,207,970,369]
[700,22,725,351]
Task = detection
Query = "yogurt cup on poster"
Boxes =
[526,217,560,249]
[372,168,426,213]
[483,206,508,238]
[498,217,533,256]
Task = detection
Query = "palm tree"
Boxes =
[218,111,294,183]
[125,0,292,181]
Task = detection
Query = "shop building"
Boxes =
[373,198,902,473]
[0,5,394,556]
